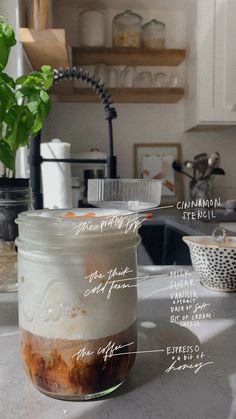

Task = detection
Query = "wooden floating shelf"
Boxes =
[73,47,186,67]
[20,29,185,70]
[19,29,185,103]
[50,88,185,104]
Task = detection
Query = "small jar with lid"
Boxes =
[79,10,105,47]
[112,10,143,48]
[0,178,31,292]
[142,19,166,49]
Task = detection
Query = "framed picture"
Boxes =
[134,143,182,204]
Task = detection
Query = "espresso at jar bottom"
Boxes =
[20,323,137,399]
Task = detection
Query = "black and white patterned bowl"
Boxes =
[183,236,236,292]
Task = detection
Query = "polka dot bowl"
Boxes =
[183,236,236,292]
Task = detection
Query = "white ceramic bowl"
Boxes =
[183,236,236,292]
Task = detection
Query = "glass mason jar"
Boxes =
[0,178,31,292]
[112,9,143,48]
[16,208,140,400]
[142,19,165,49]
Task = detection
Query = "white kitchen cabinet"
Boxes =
[185,0,236,129]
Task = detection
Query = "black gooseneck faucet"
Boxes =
[29,67,117,209]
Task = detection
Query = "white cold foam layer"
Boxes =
[18,251,137,340]
[18,208,140,239]
[26,208,134,221]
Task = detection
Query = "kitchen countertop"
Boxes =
[0,266,236,419]
[146,208,236,236]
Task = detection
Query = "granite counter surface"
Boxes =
[0,267,236,419]
[145,207,236,236]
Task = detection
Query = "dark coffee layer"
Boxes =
[20,323,137,397]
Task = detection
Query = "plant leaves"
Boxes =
[16,85,41,102]
[0,17,16,47]
[16,71,44,88]
[0,35,10,72]
[4,105,35,148]
[31,118,43,134]
[39,90,51,115]
[0,82,15,120]
[41,65,52,74]
[15,75,28,85]
[41,65,53,89]
[0,17,16,71]
[0,19,52,170]
[0,140,13,170]
[16,70,53,92]
[15,86,51,134]
[27,101,39,114]
[0,72,15,88]
[40,89,49,103]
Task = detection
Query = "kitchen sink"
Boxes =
[138,223,192,266]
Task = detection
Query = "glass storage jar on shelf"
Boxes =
[112,10,143,48]
[153,72,168,87]
[94,64,109,85]
[136,71,153,87]
[79,10,105,47]
[119,66,137,87]
[108,67,119,87]
[142,19,165,49]
[0,178,31,292]
[16,208,140,400]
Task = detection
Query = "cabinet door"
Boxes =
[186,0,236,129]
[198,0,224,122]
[198,0,236,123]
[0,0,23,78]
[222,0,236,121]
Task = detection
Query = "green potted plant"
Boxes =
[0,16,53,291]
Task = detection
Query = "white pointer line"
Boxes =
[109,204,174,216]
[133,205,175,215]
[111,274,162,282]
[110,349,165,357]
[86,273,167,285]
[154,205,175,210]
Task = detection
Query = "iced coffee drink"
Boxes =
[17,209,140,399]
